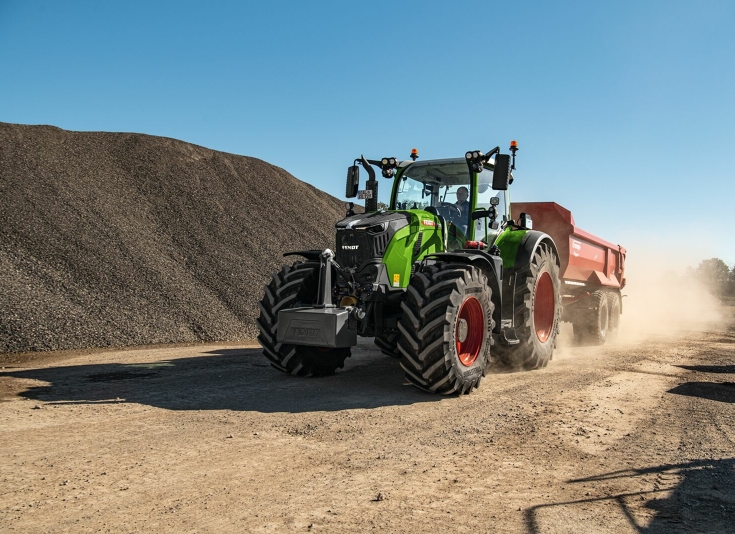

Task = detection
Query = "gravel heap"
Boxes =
[0,122,353,353]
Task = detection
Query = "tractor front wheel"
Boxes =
[257,261,351,376]
[397,263,494,394]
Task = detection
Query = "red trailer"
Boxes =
[511,202,627,344]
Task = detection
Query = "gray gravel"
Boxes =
[0,122,352,353]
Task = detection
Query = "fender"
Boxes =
[283,250,322,262]
[513,230,559,271]
[424,251,503,332]
[501,230,559,326]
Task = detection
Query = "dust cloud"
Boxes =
[615,253,726,345]
[553,245,727,357]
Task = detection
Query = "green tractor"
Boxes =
[257,142,561,394]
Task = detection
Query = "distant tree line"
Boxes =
[685,258,735,299]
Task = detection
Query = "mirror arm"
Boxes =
[360,155,378,212]
[482,146,500,163]
[360,155,376,181]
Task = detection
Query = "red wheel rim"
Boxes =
[534,272,555,343]
[456,296,484,366]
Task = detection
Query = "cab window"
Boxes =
[473,167,507,244]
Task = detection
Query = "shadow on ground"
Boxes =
[669,364,735,404]
[0,344,440,413]
[676,364,735,374]
[524,458,735,533]
[668,382,735,404]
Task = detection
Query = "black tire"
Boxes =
[374,330,401,358]
[494,243,561,370]
[397,263,495,395]
[573,290,609,346]
[607,291,621,342]
[257,261,351,376]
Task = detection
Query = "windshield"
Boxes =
[394,161,472,244]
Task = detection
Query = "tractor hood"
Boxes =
[335,210,410,230]
[335,211,410,270]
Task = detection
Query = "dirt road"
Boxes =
[2,314,734,533]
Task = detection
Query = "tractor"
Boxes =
[257,142,562,394]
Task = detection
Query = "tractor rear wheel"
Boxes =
[397,263,494,394]
[257,261,351,376]
[573,290,609,346]
[374,330,401,358]
[495,243,561,370]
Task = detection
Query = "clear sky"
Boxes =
[2,1,734,268]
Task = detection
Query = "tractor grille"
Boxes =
[336,229,389,268]
[334,211,410,269]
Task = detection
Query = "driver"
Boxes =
[454,186,470,234]
[455,186,470,218]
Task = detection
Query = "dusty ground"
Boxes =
[1,313,734,533]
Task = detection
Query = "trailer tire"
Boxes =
[573,290,609,346]
[397,263,494,395]
[607,292,621,342]
[374,330,401,358]
[495,243,561,370]
[257,261,351,376]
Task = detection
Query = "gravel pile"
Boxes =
[0,122,352,353]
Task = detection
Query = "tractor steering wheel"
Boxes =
[438,202,462,222]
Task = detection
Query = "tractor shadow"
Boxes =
[0,342,440,413]
[669,364,735,404]
[524,458,735,533]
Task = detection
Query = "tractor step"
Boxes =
[500,328,520,345]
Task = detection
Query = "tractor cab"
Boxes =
[391,158,509,250]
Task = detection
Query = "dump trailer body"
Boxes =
[510,202,626,290]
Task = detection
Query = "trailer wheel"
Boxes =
[573,290,609,346]
[495,243,561,370]
[397,263,494,394]
[607,292,621,342]
[257,261,351,376]
[374,330,401,358]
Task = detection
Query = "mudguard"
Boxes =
[283,250,322,262]
[500,230,559,327]
[513,231,559,271]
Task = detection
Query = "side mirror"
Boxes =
[492,154,511,190]
[346,165,360,198]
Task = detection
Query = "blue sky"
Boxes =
[2,1,734,267]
